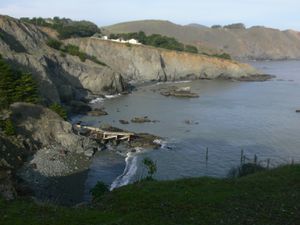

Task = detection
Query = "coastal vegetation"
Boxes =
[109,31,198,53]
[46,39,107,66]
[0,54,39,109]
[0,164,299,225]
[205,52,232,60]
[90,181,109,202]
[142,157,157,180]
[49,103,68,120]
[20,17,100,39]
[0,118,16,136]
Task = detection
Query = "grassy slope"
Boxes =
[1,165,299,225]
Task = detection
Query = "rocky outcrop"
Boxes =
[66,38,265,82]
[10,103,96,154]
[0,103,99,200]
[0,15,125,104]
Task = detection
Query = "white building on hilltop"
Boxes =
[100,36,142,45]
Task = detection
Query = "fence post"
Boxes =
[240,149,244,166]
[254,154,258,165]
[267,158,270,169]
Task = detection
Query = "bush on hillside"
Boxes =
[49,103,68,120]
[0,119,16,136]
[143,157,157,180]
[20,17,100,39]
[211,53,232,60]
[46,39,63,50]
[90,181,109,201]
[185,45,198,53]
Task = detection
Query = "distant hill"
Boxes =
[104,20,300,60]
[186,23,208,29]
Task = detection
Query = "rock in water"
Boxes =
[87,108,108,116]
[131,116,152,123]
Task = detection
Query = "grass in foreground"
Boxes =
[0,165,299,225]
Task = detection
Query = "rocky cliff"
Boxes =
[0,15,125,104]
[66,38,261,82]
[105,20,300,60]
[0,15,268,105]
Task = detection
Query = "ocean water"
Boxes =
[78,60,300,197]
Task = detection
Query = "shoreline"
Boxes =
[8,75,276,205]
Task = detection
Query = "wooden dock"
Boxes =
[74,124,134,141]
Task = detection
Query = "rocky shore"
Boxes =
[0,101,164,202]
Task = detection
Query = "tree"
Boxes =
[224,23,246,29]
[90,181,109,201]
[0,55,17,108]
[143,157,157,180]
[3,119,16,136]
[0,55,39,109]
[13,73,39,104]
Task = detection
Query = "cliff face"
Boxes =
[0,15,266,105]
[0,16,125,104]
[105,20,300,60]
[66,38,260,82]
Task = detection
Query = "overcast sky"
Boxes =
[0,0,299,30]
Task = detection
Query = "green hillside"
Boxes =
[1,165,299,225]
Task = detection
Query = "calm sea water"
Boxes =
[79,60,300,198]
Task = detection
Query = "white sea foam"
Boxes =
[110,153,138,190]
[89,97,104,104]
[105,94,121,99]
[109,146,153,190]
[153,139,168,149]
[155,80,192,85]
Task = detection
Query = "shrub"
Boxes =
[185,45,198,53]
[46,39,63,50]
[143,157,157,180]
[90,181,109,201]
[1,119,16,136]
[212,53,232,60]
[49,103,67,120]
[62,44,106,65]
[21,17,100,39]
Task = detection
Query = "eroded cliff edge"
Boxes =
[66,37,265,83]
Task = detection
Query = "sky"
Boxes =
[0,0,299,30]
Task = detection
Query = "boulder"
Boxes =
[86,108,108,116]
[119,120,129,124]
[131,116,152,123]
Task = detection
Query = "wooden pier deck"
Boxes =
[74,124,134,141]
